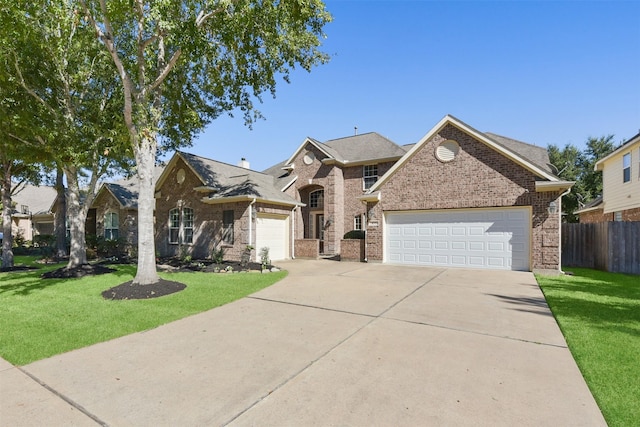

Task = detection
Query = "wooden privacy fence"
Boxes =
[562,222,640,275]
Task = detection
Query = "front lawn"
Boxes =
[536,268,640,427]
[0,258,286,366]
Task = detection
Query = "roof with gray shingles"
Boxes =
[11,185,57,216]
[323,132,407,163]
[101,167,164,209]
[178,152,300,205]
[484,132,556,177]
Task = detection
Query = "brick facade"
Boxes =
[155,157,292,261]
[364,124,562,270]
[580,207,640,223]
[91,189,138,247]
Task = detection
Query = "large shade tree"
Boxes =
[79,0,332,285]
[548,135,616,222]
[2,1,131,269]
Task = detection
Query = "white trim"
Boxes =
[284,137,335,167]
[281,176,298,192]
[535,181,575,192]
[369,115,559,193]
[595,133,640,171]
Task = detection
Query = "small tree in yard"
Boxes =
[79,0,331,286]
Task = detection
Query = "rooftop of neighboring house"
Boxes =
[10,185,57,216]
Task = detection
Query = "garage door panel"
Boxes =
[255,215,289,262]
[385,208,530,271]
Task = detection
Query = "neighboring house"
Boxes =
[576,132,640,223]
[9,185,57,242]
[267,115,571,271]
[154,152,303,261]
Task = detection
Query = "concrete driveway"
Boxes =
[1,260,605,426]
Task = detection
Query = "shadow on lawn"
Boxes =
[539,269,640,338]
[0,265,136,296]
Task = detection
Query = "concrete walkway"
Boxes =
[1,260,606,426]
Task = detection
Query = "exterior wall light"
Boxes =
[548,201,558,214]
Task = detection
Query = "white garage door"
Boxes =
[385,208,530,271]
[255,214,290,262]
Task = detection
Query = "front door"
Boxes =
[316,214,324,253]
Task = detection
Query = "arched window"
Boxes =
[169,207,194,244]
[104,212,119,240]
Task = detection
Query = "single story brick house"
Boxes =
[154,152,303,262]
[157,115,572,271]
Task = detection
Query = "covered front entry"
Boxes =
[385,207,531,271]
[255,213,290,262]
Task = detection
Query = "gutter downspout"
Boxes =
[291,206,296,259]
[249,198,256,251]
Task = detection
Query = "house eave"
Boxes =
[358,191,381,202]
[201,194,305,207]
[322,155,404,167]
[535,181,575,192]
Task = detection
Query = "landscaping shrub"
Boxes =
[343,230,365,239]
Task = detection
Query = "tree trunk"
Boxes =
[64,166,87,268]
[54,167,67,260]
[1,163,14,269]
[131,134,160,285]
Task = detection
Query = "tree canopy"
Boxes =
[548,135,617,222]
[79,0,332,285]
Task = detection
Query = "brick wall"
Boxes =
[155,157,293,261]
[580,207,640,223]
[295,239,319,258]
[92,190,138,246]
[340,239,365,262]
[365,124,562,270]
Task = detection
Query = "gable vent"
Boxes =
[435,140,460,162]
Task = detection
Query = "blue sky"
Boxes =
[184,0,640,172]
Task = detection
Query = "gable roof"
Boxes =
[323,132,408,164]
[594,132,640,171]
[94,167,164,210]
[11,185,57,216]
[282,132,406,168]
[159,152,302,207]
[369,114,566,193]
[484,133,555,175]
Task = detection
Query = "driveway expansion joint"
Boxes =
[18,366,108,426]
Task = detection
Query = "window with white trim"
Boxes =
[623,153,631,183]
[363,164,378,190]
[222,210,234,245]
[309,189,324,209]
[169,207,194,244]
[354,215,363,231]
[104,212,119,240]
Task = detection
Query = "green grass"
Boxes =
[536,268,640,427]
[0,257,286,366]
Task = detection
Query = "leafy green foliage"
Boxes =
[343,230,365,239]
[547,135,616,222]
[537,268,640,426]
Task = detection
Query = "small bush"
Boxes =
[343,230,365,240]
[259,247,270,270]
[212,247,225,264]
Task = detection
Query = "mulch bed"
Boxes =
[41,264,116,279]
[0,266,39,272]
[102,279,186,300]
